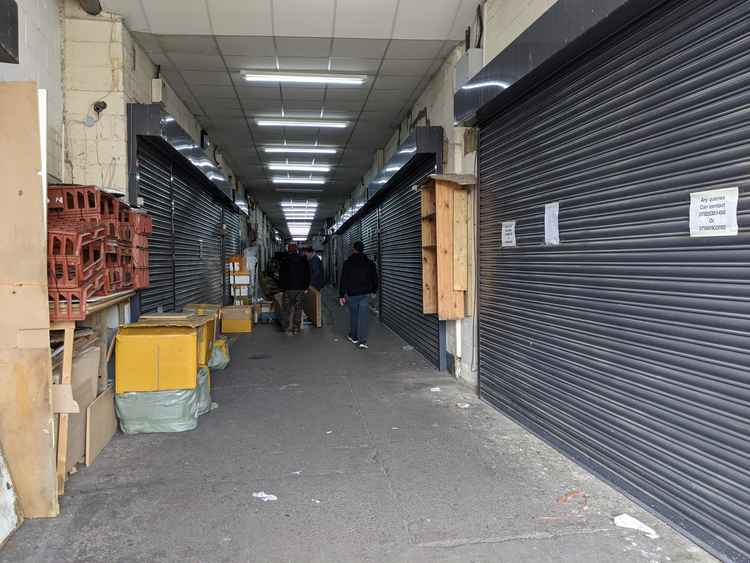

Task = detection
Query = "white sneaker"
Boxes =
[347,336,358,344]
[358,343,369,350]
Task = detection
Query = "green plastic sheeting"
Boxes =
[116,368,211,434]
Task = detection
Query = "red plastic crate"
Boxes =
[118,221,133,243]
[133,247,149,269]
[134,268,149,289]
[130,210,153,235]
[49,271,105,321]
[132,233,149,249]
[102,267,123,294]
[47,224,105,289]
[48,185,124,223]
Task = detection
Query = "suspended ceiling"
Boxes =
[101,0,477,235]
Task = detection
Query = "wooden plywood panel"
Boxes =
[421,183,438,314]
[453,189,469,291]
[435,181,464,319]
[85,387,117,466]
[0,82,58,518]
[303,288,322,328]
[0,441,22,548]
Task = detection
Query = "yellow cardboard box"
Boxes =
[222,305,253,333]
[137,313,213,367]
[183,303,221,341]
[115,326,198,393]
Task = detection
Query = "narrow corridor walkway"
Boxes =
[2,299,712,562]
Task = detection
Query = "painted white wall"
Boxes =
[484,0,558,64]
[0,0,64,181]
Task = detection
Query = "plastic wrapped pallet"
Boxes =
[115,387,199,434]
[196,368,211,416]
[208,337,230,370]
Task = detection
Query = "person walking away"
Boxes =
[279,244,310,335]
[339,241,378,349]
[303,246,324,290]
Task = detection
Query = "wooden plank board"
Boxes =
[85,387,117,466]
[421,183,438,314]
[0,82,59,518]
[435,181,464,319]
[303,288,322,328]
[55,322,75,495]
[453,189,469,291]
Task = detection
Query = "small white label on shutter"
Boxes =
[501,221,516,247]
[689,187,739,237]
[545,202,560,245]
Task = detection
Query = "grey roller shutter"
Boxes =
[380,159,441,367]
[476,1,750,560]
[172,163,223,308]
[361,208,379,266]
[136,140,175,313]
[223,208,243,302]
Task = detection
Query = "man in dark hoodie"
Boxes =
[279,244,310,335]
[339,241,379,349]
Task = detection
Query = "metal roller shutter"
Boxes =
[136,140,175,313]
[361,208,379,265]
[380,159,441,367]
[223,208,243,303]
[477,1,750,560]
[172,163,223,308]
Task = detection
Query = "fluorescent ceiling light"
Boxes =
[292,237,308,241]
[275,188,324,193]
[264,146,337,155]
[281,201,318,208]
[272,177,326,185]
[244,72,367,85]
[461,80,510,91]
[268,163,331,173]
[257,119,348,129]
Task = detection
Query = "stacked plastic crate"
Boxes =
[131,209,152,289]
[47,185,151,321]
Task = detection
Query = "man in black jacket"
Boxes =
[279,244,310,334]
[339,241,378,349]
[303,246,324,290]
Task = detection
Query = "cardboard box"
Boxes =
[231,284,250,297]
[116,314,212,393]
[183,303,220,340]
[229,274,251,285]
[222,305,253,333]
[137,313,213,367]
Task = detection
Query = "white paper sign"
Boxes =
[545,202,560,245]
[501,221,516,247]
[689,187,739,237]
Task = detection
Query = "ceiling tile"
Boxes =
[385,39,443,59]
[392,0,460,39]
[273,0,335,37]
[281,86,325,102]
[372,75,422,92]
[331,38,389,58]
[132,32,162,54]
[158,35,218,55]
[191,84,237,98]
[207,0,274,35]
[141,0,211,35]
[329,58,381,73]
[241,98,282,112]
[225,56,277,71]
[101,0,150,32]
[277,57,330,71]
[380,58,433,76]
[323,88,369,103]
[216,36,276,57]
[333,0,398,38]
[275,37,331,58]
[167,53,225,71]
[181,70,233,86]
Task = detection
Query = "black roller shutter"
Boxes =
[223,208,243,302]
[476,1,750,560]
[361,208,379,265]
[136,140,174,313]
[380,159,441,367]
[172,163,223,308]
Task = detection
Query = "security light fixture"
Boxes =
[256,119,348,129]
[399,147,417,154]
[268,163,331,173]
[272,177,326,185]
[243,72,367,86]
[264,146,337,155]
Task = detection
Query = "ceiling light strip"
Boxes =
[257,119,348,129]
[244,73,366,85]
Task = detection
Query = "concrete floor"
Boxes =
[2,299,715,563]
